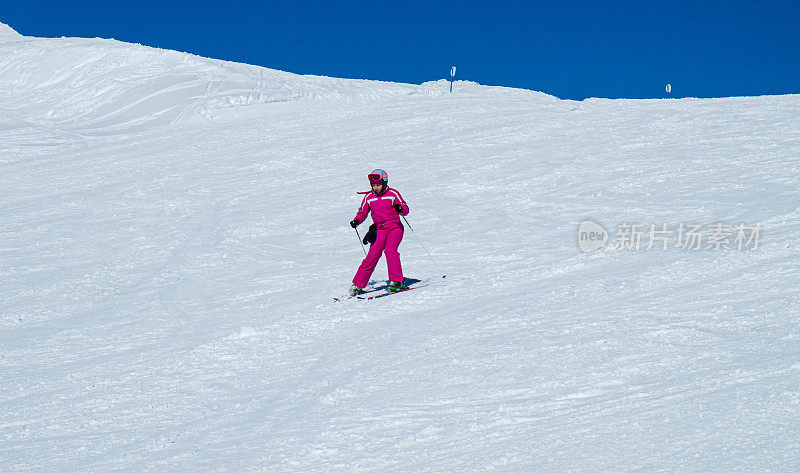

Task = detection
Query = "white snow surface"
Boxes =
[0,22,22,42]
[1,24,799,472]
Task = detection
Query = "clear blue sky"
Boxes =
[4,0,799,99]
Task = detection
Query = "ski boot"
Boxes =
[349,285,364,297]
[387,280,407,292]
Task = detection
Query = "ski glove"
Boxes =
[393,204,403,213]
[362,223,377,245]
[350,219,360,228]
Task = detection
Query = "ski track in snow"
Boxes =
[1,25,799,472]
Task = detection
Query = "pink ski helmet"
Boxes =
[368,169,388,187]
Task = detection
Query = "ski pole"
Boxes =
[354,226,367,257]
[401,214,446,279]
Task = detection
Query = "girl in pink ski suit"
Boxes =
[350,170,409,290]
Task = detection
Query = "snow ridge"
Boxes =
[0,30,555,137]
[0,22,23,42]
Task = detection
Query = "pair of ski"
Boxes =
[333,276,444,302]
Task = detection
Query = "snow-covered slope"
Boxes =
[1,24,798,472]
[0,22,22,42]
[0,32,466,136]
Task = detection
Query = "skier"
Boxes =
[349,169,410,296]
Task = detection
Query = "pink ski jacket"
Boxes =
[354,187,409,230]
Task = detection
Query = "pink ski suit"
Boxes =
[352,187,410,288]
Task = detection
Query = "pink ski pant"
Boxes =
[353,225,404,288]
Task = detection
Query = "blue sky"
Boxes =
[4,0,798,99]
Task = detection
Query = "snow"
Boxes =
[0,22,22,42]
[1,23,799,472]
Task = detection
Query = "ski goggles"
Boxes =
[368,173,387,184]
